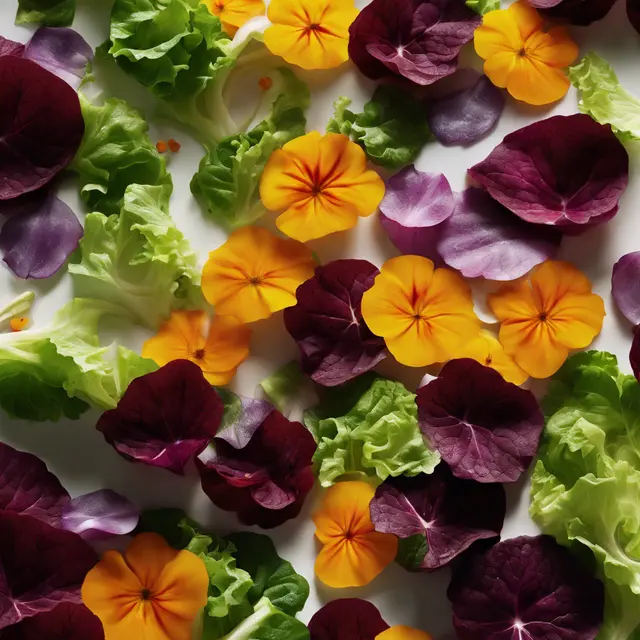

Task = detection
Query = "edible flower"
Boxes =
[201,226,316,324]
[377,627,433,640]
[474,0,579,105]
[361,255,481,367]
[82,532,208,640]
[264,0,359,70]
[313,481,398,588]
[142,310,251,384]
[201,0,266,36]
[9,317,29,332]
[260,132,385,242]
[488,260,605,379]
[455,330,528,385]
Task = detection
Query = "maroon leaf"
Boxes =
[0,37,25,57]
[308,599,389,640]
[630,0,640,33]
[0,604,104,640]
[631,330,640,382]
[530,0,617,25]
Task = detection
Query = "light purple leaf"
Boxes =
[0,36,25,57]
[379,214,443,261]
[61,489,139,540]
[215,389,274,449]
[0,192,83,279]
[612,252,640,326]
[437,188,562,281]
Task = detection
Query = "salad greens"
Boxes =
[15,0,75,26]
[0,292,34,332]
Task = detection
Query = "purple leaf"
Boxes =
[96,360,223,475]
[370,465,506,570]
[631,330,640,382]
[447,535,604,640]
[612,252,640,326]
[417,359,544,483]
[468,114,629,232]
[0,37,25,57]
[0,511,98,630]
[23,28,93,90]
[283,259,387,387]
[215,389,274,449]
[437,188,562,281]
[630,0,640,34]
[308,599,389,640]
[427,73,505,147]
[61,489,139,540]
[530,0,617,25]
[348,0,481,86]
[0,442,70,527]
[0,192,83,279]
[379,214,443,261]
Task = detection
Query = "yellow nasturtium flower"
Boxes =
[201,0,266,36]
[377,627,433,640]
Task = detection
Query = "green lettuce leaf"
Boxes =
[327,86,433,170]
[305,375,440,487]
[0,292,35,332]
[69,183,201,330]
[16,0,75,26]
[569,53,640,142]
[466,0,499,14]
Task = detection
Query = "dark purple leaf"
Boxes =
[631,330,640,382]
[447,535,604,640]
[283,259,387,387]
[0,56,84,200]
[23,28,93,90]
[215,388,274,449]
[0,37,25,58]
[308,598,389,640]
[370,465,506,570]
[417,359,544,483]
[0,511,98,630]
[61,490,139,540]
[427,73,505,147]
[468,114,629,232]
[630,0,640,33]
[96,360,223,475]
[0,192,83,279]
[0,442,70,527]
[379,214,443,261]
[530,0,617,25]
[612,251,640,326]
[348,0,480,86]
[437,188,562,281]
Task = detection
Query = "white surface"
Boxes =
[1,1,640,636]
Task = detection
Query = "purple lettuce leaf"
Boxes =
[0,37,25,57]
[427,73,505,147]
[437,188,562,281]
[61,490,139,540]
[530,0,617,25]
[348,0,480,86]
[308,598,389,640]
[283,259,387,387]
[612,252,640,326]
[370,465,506,571]
[96,360,223,475]
[0,192,83,279]
[0,442,70,527]
[0,511,98,630]
[447,535,604,640]
[379,215,443,261]
[631,330,640,382]
[468,114,629,232]
[630,0,640,33]
[214,387,274,449]
[417,359,544,483]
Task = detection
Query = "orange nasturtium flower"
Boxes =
[260,132,385,242]
[82,533,209,640]
[474,0,579,105]
[488,260,605,379]
[313,481,397,588]
[201,0,266,36]
[264,0,359,70]
[361,255,481,368]
[142,310,251,384]
[377,627,433,640]
[201,226,316,324]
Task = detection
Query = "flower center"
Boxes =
[215,1,225,10]
[193,348,206,360]
[517,47,528,58]
[140,589,153,601]
[539,312,548,322]
[248,276,262,286]
[485,356,493,365]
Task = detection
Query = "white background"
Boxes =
[1,0,640,636]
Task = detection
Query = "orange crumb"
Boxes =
[156,141,168,153]
[168,138,182,153]
[258,77,273,91]
[10,317,28,332]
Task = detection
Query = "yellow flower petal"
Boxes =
[530,260,593,308]
[376,626,434,640]
[548,293,606,349]
[483,51,517,88]
[474,10,522,60]
[201,0,266,35]
[488,280,539,322]
[508,0,543,40]
[507,57,571,105]
[526,27,580,67]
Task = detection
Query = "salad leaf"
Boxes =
[308,599,389,640]
[327,88,433,171]
[630,0,640,33]
[16,0,75,26]
[466,0,499,13]
[69,183,201,330]
[632,331,640,382]
[71,95,170,216]
[529,0,616,25]
[0,36,25,57]
[0,292,35,332]
[136,507,204,550]
[612,251,640,326]
[215,387,273,449]
[569,52,640,142]
[305,375,440,487]
[258,361,314,417]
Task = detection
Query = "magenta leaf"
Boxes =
[0,511,98,630]
[348,0,480,86]
[96,360,223,475]
[283,259,387,387]
[417,359,544,483]
[447,535,604,640]
[529,0,617,25]
[370,465,506,570]
[612,252,640,326]
[0,57,84,201]
[0,604,104,640]
[468,114,629,232]
[308,599,389,640]
[0,37,25,57]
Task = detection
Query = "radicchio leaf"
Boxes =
[0,37,25,57]
[447,535,605,640]
[96,360,223,475]
[468,114,629,232]
[370,465,506,570]
[612,252,640,326]
[308,599,389,640]
[214,387,273,449]
[417,359,544,483]
[630,0,640,33]
[529,0,617,25]
[283,259,387,386]
[0,56,84,200]
[0,511,98,630]
[348,0,481,86]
